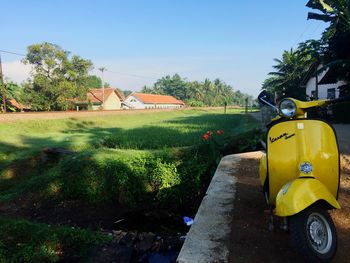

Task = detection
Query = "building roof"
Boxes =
[131,93,184,105]
[318,67,339,85]
[8,99,28,110]
[300,63,344,87]
[87,88,124,104]
[300,62,319,87]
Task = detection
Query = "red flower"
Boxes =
[206,130,213,135]
[202,133,210,141]
[217,130,223,135]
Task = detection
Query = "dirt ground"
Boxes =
[0,109,175,123]
[229,156,350,263]
[0,107,234,123]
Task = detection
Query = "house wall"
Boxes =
[305,66,345,99]
[123,95,183,109]
[306,78,345,99]
[92,105,101,110]
[124,95,145,109]
[103,92,122,110]
[144,103,183,109]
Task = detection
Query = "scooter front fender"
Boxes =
[275,178,340,217]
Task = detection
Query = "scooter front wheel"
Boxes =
[289,204,337,262]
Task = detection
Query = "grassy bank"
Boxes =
[0,108,260,261]
[0,108,250,168]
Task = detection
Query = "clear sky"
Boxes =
[0,0,326,96]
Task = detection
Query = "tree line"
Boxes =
[263,0,350,100]
[1,43,253,111]
[141,74,253,107]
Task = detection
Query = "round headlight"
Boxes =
[279,99,296,118]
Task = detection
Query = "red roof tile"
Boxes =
[87,88,124,103]
[132,93,184,105]
[8,99,26,109]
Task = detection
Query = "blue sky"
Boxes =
[1,0,327,96]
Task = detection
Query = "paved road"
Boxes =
[333,124,350,154]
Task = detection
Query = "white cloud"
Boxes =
[2,60,32,84]
[2,56,264,96]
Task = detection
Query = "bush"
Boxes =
[59,150,150,206]
[332,101,350,123]
[0,218,110,262]
[54,147,213,208]
[186,99,205,107]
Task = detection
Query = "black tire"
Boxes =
[289,204,337,262]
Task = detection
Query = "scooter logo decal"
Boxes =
[269,132,295,144]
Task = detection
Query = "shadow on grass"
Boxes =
[86,113,259,150]
[0,113,260,194]
[0,113,262,261]
[0,113,260,199]
[0,144,212,232]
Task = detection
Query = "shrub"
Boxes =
[0,218,110,262]
[147,158,180,191]
[54,147,213,208]
[59,150,150,206]
[332,101,350,123]
[186,99,205,107]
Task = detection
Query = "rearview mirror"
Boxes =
[258,90,278,111]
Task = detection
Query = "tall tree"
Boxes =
[153,74,188,100]
[307,0,350,83]
[22,42,93,111]
[265,47,316,100]
[85,75,102,88]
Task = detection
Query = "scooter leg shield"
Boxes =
[275,178,340,217]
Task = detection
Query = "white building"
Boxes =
[123,93,185,109]
[301,64,347,100]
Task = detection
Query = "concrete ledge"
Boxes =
[177,152,262,263]
[177,150,348,263]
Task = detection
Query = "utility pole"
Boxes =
[0,54,6,113]
[98,67,106,110]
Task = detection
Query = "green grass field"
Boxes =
[0,108,260,262]
[0,108,257,168]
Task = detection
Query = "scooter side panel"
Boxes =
[275,178,340,216]
[267,119,339,205]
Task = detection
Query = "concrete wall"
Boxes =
[177,152,262,263]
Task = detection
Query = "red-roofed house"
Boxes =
[73,88,124,110]
[7,99,30,112]
[123,93,185,109]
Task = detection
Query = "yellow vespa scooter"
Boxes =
[258,91,340,262]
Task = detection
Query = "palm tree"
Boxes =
[267,48,314,99]
[187,81,204,101]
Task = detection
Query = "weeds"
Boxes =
[0,218,111,262]
[0,109,260,262]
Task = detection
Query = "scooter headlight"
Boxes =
[279,99,296,118]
